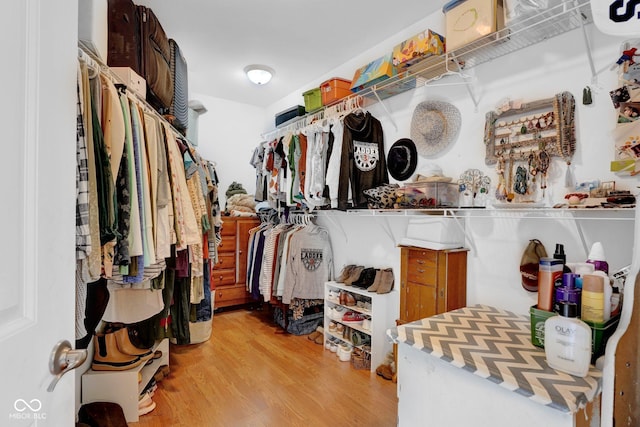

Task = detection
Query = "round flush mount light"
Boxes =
[244,64,275,85]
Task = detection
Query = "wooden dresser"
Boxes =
[398,246,469,325]
[212,216,260,309]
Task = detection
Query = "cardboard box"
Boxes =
[78,0,108,62]
[445,0,506,52]
[350,53,397,93]
[111,67,147,99]
[392,29,445,69]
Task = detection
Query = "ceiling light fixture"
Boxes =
[244,64,274,85]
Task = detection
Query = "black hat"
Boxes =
[387,138,418,181]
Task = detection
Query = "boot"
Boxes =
[114,327,154,363]
[337,265,356,283]
[92,332,142,371]
[343,266,364,286]
[376,268,395,294]
[367,269,383,292]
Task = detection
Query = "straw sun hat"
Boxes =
[410,100,462,157]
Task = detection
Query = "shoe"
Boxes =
[344,292,356,306]
[91,333,143,371]
[376,268,395,294]
[376,363,394,381]
[327,290,340,303]
[114,328,154,362]
[367,269,383,292]
[308,331,322,341]
[336,323,345,334]
[362,318,371,331]
[337,265,354,283]
[328,322,337,333]
[138,400,156,416]
[339,291,347,306]
[314,333,324,345]
[352,267,376,288]
[343,266,364,286]
[342,311,365,323]
[330,342,338,353]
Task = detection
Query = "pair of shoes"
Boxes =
[343,266,364,286]
[368,268,394,294]
[339,291,356,306]
[342,311,365,323]
[91,327,153,371]
[352,268,377,288]
[308,327,324,344]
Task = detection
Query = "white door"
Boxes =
[0,0,78,425]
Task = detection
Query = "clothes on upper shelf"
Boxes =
[75,57,222,347]
[251,110,387,211]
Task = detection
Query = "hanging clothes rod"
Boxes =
[77,43,194,147]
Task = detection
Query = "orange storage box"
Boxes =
[320,78,352,106]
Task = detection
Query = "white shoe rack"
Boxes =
[324,281,397,372]
[81,338,169,422]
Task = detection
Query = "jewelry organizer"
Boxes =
[484,92,576,202]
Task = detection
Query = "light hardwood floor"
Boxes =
[130,307,398,427]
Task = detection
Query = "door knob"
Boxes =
[47,340,87,392]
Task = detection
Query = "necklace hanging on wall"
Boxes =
[514,165,528,195]
[495,154,507,201]
[537,147,550,196]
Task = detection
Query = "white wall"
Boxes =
[193,93,265,209]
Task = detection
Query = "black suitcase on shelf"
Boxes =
[169,39,189,133]
[107,1,174,113]
[138,6,174,112]
[107,0,142,75]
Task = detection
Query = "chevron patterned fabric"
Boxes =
[388,304,601,413]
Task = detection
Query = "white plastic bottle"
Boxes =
[544,302,592,377]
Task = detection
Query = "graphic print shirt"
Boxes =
[282,224,333,304]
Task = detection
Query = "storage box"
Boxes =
[275,105,306,128]
[350,53,398,93]
[444,0,506,51]
[395,182,459,209]
[320,78,352,106]
[303,87,323,112]
[399,217,465,250]
[111,67,147,99]
[392,29,445,69]
[530,305,620,362]
[78,0,108,62]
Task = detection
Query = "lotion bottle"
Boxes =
[544,302,592,377]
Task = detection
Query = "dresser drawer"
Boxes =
[211,269,235,287]
[406,249,437,284]
[217,236,237,254]
[214,285,251,304]
[215,252,236,270]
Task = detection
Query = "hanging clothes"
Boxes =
[338,111,388,210]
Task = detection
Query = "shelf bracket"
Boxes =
[379,216,397,245]
[575,0,598,85]
[371,88,398,131]
[450,54,479,111]
[321,213,348,244]
[446,210,477,255]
